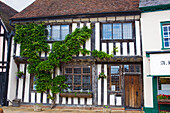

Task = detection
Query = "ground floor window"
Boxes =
[158,77,170,95]
[64,65,91,91]
[30,75,37,91]
[110,65,121,91]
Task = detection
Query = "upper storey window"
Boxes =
[46,25,70,41]
[102,23,133,40]
[162,24,170,49]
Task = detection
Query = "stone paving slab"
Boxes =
[1,106,144,113]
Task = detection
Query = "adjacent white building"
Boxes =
[140,0,170,112]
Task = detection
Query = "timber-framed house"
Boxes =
[0,1,17,106]
[9,0,143,110]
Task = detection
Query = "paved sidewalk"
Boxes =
[2,106,144,113]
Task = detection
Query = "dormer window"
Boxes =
[46,25,70,41]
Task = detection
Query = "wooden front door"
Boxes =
[125,75,141,108]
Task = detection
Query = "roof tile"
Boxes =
[12,0,140,19]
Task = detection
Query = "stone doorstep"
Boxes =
[20,105,126,111]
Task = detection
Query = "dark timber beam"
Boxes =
[1,31,14,106]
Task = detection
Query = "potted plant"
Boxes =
[34,103,43,112]
[12,99,21,107]
[103,105,111,113]
[98,72,106,80]
[157,94,170,102]
[16,71,24,79]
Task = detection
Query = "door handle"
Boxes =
[136,91,138,96]
[131,78,133,84]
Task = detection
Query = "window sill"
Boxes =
[60,92,92,98]
[161,48,170,50]
[46,40,64,43]
[101,39,135,43]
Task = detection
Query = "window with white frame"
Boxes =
[46,25,70,41]
[103,23,133,40]
[162,25,170,48]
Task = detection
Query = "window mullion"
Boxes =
[121,23,123,39]
[60,25,62,40]
[112,24,113,39]
[50,25,52,40]
[72,67,74,90]
[81,66,83,90]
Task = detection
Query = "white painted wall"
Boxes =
[141,10,170,108]
[7,39,18,104]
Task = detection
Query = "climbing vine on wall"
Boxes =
[14,23,115,108]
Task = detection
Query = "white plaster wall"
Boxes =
[7,39,18,104]
[95,23,100,51]
[141,10,170,108]
[104,65,107,105]
[141,10,170,51]
[0,25,5,62]
[97,64,101,105]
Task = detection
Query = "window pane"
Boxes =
[74,68,81,74]
[163,26,168,32]
[65,68,72,73]
[124,65,129,72]
[103,24,112,39]
[83,75,90,90]
[113,23,122,39]
[165,42,169,47]
[52,26,60,40]
[74,75,81,90]
[164,32,168,37]
[111,66,119,74]
[83,67,90,73]
[129,65,135,72]
[135,65,140,72]
[123,23,132,39]
[61,25,69,40]
[33,76,38,90]
[158,77,170,95]
[65,75,72,88]
[164,38,170,47]
[46,25,51,40]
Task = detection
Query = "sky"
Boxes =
[1,0,35,12]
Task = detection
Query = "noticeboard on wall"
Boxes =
[150,53,170,75]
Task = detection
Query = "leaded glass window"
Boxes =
[123,64,141,73]
[110,66,121,91]
[47,25,69,41]
[64,66,91,91]
[102,23,133,40]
